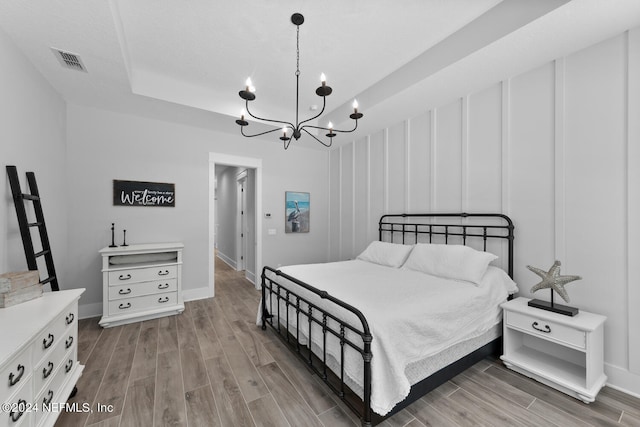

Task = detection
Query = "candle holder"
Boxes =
[109,223,117,248]
[122,229,128,247]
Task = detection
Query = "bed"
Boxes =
[259,213,516,426]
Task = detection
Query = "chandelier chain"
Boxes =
[295,25,300,77]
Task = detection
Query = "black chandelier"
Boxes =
[235,13,363,150]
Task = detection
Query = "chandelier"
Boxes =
[235,13,364,150]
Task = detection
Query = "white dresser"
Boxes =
[0,288,84,427]
[99,243,184,328]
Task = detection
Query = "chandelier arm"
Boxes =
[240,126,283,138]
[301,127,332,148]
[302,119,359,134]
[297,96,328,127]
[245,101,295,129]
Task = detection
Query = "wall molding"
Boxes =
[461,96,469,212]
[430,109,437,211]
[627,28,640,375]
[501,79,511,216]
[554,58,567,263]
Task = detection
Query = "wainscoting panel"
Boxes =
[563,34,628,368]
[369,131,386,245]
[340,142,355,259]
[327,28,640,395]
[467,83,503,212]
[329,147,341,261]
[407,110,431,214]
[354,137,370,257]
[387,121,407,214]
[507,61,556,286]
[434,99,463,212]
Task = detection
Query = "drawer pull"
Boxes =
[8,364,25,387]
[158,269,170,276]
[158,283,170,290]
[119,288,132,295]
[119,302,132,310]
[158,296,170,303]
[66,336,74,349]
[43,333,55,349]
[10,399,26,423]
[532,321,551,333]
[66,313,75,325]
[43,390,54,406]
[119,274,132,281]
[65,359,74,373]
[43,361,54,379]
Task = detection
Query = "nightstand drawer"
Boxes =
[506,310,586,349]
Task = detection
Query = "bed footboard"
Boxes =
[261,266,374,426]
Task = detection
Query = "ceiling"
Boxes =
[1,0,640,150]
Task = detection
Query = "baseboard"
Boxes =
[216,251,237,269]
[183,286,213,301]
[245,269,256,285]
[79,302,102,320]
[605,362,640,398]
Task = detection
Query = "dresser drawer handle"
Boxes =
[43,333,55,349]
[119,302,132,310]
[158,296,170,303]
[43,390,54,406]
[43,361,54,379]
[8,364,25,387]
[66,336,74,349]
[158,283,170,290]
[158,270,170,276]
[10,399,26,423]
[119,288,132,295]
[119,274,132,281]
[532,321,551,333]
[66,313,75,325]
[65,359,74,373]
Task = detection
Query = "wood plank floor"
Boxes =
[56,257,640,426]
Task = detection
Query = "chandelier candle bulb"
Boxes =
[321,73,326,86]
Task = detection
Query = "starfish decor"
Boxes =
[528,260,582,303]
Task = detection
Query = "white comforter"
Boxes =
[258,260,516,415]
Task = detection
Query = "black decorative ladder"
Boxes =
[6,165,59,291]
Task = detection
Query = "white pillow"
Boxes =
[402,243,498,284]
[356,241,414,268]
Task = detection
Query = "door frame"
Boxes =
[209,153,262,294]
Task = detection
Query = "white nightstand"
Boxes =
[500,297,606,403]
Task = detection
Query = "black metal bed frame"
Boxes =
[261,213,514,426]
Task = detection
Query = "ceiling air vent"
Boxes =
[51,48,87,72]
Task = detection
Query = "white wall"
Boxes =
[65,104,330,316]
[329,28,640,395]
[0,28,68,286]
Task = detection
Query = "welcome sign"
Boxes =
[113,180,175,207]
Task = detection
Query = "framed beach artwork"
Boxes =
[285,191,310,233]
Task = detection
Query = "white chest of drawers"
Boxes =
[0,288,84,427]
[98,243,184,328]
[500,297,607,403]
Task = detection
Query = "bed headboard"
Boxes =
[378,213,514,278]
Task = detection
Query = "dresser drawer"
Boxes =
[0,345,33,405]
[109,279,177,300]
[33,324,76,395]
[33,303,77,365]
[2,375,32,426]
[108,292,178,316]
[506,310,586,349]
[108,265,177,285]
[34,347,75,427]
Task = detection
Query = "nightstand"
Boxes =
[500,297,607,403]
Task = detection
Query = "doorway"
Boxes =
[209,153,263,297]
